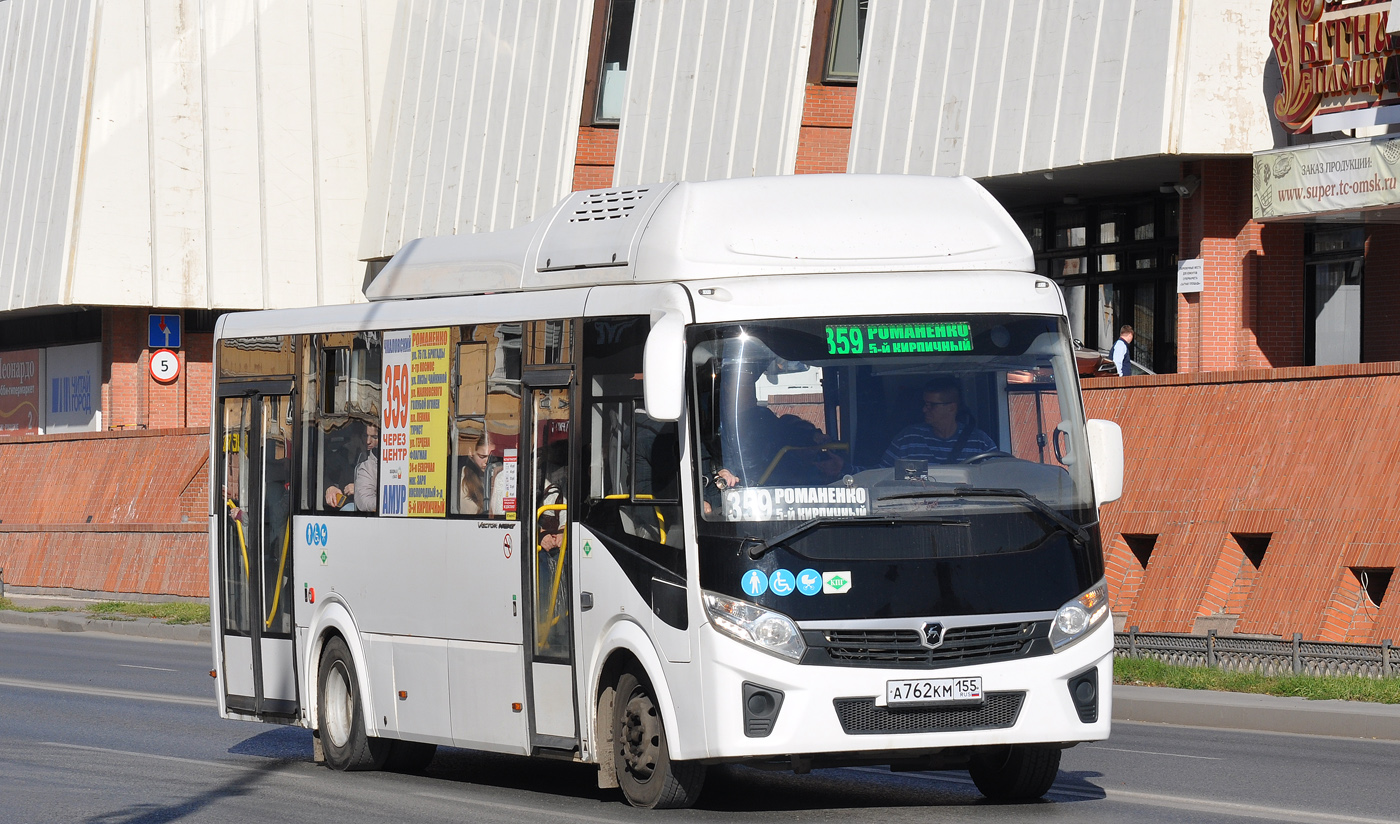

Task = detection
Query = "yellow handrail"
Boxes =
[756,441,849,485]
[600,493,668,543]
[225,499,250,579]
[535,503,569,650]
[264,518,291,630]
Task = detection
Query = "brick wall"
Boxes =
[1087,363,1400,642]
[1177,159,1305,372]
[574,126,617,191]
[795,84,855,175]
[103,308,213,430]
[0,428,209,597]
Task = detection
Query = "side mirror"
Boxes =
[1085,419,1123,505]
[642,310,687,422]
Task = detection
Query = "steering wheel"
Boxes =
[958,450,1015,465]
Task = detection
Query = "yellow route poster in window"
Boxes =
[407,327,450,516]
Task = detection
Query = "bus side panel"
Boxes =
[449,640,529,754]
[390,636,454,746]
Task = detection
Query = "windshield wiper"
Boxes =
[742,516,967,559]
[875,486,1096,548]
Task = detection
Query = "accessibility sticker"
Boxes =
[741,569,769,597]
[769,569,795,597]
[822,571,851,594]
[796,568,822,596]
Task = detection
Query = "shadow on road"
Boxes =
[83,759,297,824]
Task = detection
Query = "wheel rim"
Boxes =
[324,661,353,748]
[619,688,661,783]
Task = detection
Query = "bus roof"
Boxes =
[365,174,1034,301]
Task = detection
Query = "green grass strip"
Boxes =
[84,601,210,625]
[1115,655,1400,704]
[0,596,70,614]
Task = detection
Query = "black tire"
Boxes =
[384,740,438,774]
[968,744,1061,801]
[612,670,706,809]
[317,635,389,771]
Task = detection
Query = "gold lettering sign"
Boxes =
[1270,0,1400,133]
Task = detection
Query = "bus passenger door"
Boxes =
[523,373,578,748]
[217,390,298,719]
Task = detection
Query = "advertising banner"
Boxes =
[1253,136,1400,220]
[0,349,43,435]
[378,328,451,517]
[46,343,102,432]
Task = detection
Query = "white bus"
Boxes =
[210,174,1123,809]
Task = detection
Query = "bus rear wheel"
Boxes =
[317,635,389,771]
[612,671,706,809]
[968,743,1060,801]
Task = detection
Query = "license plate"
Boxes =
[885,676,982,707]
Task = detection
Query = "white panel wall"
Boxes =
[850,0,1275,178]
[0,0,91,312]
[0,0,384,313]
[357,0,593,260]
[613,0,816,186]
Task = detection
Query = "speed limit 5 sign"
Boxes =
[150,349,181,383]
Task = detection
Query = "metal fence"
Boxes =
[1115,628,1400,678]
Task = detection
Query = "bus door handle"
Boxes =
[581,591,594,611]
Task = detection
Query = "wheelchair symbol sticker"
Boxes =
[769,569,795,597]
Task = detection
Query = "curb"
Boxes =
[0,610,210,643]
[1113,684,1400,741]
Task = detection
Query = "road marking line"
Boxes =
[852,767,1396,823]
[118,664,178,672]
[40,742,313,779]
[0,676,214,707]
[1087,745,1222,760]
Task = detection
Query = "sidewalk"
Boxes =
[0,593,210,643]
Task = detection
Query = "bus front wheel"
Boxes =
[317,635,389,771]
[612,671,706,809]
[968,743,1060,801]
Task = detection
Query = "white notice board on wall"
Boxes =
[1177,259,1204,294]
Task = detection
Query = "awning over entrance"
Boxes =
[1254,135,1400,222]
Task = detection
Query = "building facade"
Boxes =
[1,0,1397,643]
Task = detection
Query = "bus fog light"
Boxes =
[704,590,806,661]
[1049,580,1109,650]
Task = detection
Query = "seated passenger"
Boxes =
[881,377,996,467]
[324,422,379,512]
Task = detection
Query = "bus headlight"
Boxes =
[703,591,806,662]
[1049,580,1109,650]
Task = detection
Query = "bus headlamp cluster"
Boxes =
[703,591,806,662]
[1049,580,1110,650]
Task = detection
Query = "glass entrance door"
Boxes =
[524,379,577,745]
[219,393,298,718]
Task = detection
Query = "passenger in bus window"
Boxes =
[460,440,492,515]
[880,377,996,467]
[324,421,378,512]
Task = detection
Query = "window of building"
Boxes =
[824,0,867,83]
[1304,226,1364,366]
[591,0,635,124]
[1015,196,1179,374]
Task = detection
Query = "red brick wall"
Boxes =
[103,308,213,430]
[0,427,210,597]
[1177,159,1305,372]
[795,84,855,175]
[573,126,617,191]
[1088,363,1400,642]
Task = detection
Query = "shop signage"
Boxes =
[1253,134,1400,218]
[0,349,43,435]
[46,342,101,433]
[1269,0,1400,133]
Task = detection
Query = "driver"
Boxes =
[881,377,997,466]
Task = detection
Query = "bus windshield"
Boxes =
[690,314,1094,541]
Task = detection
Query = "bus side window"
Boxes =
[301,332,382,513]
[581,317,685,575]
[452,323,521,517]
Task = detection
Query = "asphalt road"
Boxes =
[1,623,1396,824]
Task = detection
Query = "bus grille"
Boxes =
[833,692,1025,735]
[802,622,1049,669]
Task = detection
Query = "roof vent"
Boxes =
[568,187,651,223]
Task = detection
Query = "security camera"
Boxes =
[1172,175,1200,198]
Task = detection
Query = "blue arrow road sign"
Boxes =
[149,314,182,349]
